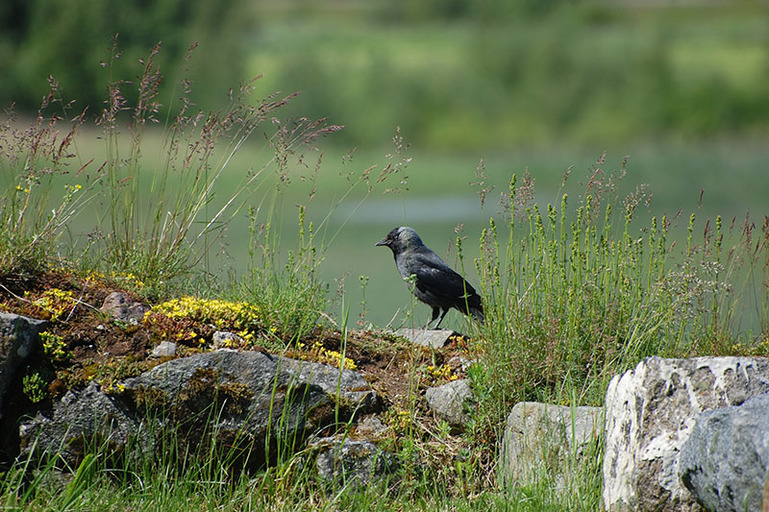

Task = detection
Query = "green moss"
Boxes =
[130,385,170,410]
[176,368,253,417]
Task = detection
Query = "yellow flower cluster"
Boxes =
[426,364,458,382]
[30,288,75,321]
[81,270,106,285]
[40,331,70,363]
[729,337,769,357]
[102,381,126,394]
[386,409,413,430]
[62,183,82,203]
[293,341,357,370]
[149,296,264,332]
[82,269,145,289]
[447,333,470,347]
[111,271,145,288]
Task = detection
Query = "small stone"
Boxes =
[212,331,243,349]
[424,379,474,429]
[151,341,176,358]
[394,328,455,348]
[356,414,389,436]
[314,438,396,489]
[100,292,149,324]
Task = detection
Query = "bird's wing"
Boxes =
[410,250,477,300]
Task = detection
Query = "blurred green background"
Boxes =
[3,0,769,147]
[2,0,768,328]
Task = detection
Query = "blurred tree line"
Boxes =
[265,0,769,148]
[397,0,571,21]
[0,0,248,116]
[2,0,768,149]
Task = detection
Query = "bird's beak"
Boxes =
[375,237,389,247]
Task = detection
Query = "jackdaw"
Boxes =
[376,226,484,328]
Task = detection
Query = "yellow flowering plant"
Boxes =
[29,288,76,321]
[144,296,265,347]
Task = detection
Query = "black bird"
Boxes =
[376,226,484,329]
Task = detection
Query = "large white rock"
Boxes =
[603,356,769,512]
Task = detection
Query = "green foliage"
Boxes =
[81,44,344,296]
[0,0,248,115]
[236,204,329,343]
[4,3,769,150]
[253,5,769,149]
[473,157,769,418]
[396,0,572,22]
[22,371,48,403]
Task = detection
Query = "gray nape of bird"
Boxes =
[376,226,484,329]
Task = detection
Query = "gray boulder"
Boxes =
[19,381,146,465]
[603,356,769,512]
[680,392,769,512]
[0,312,48,419]
[20,350,380,469]
[499,401,602,489]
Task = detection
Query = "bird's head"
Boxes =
[376,226,424,254]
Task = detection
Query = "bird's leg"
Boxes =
[434,308,450,329]
[426,307,440,329]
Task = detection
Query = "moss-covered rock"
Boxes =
[19,349,380,472]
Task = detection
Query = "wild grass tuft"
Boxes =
[90,41,330,297]
[0,83,100,285]
[473,155,769,419]
[232,126,411,343]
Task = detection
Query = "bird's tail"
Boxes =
[462,292,484,324]
[470,305,484,324]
